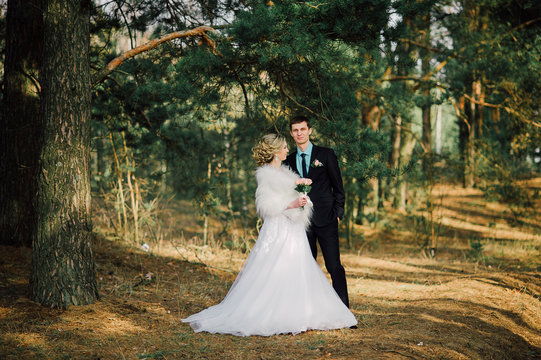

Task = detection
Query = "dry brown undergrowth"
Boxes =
[1,182,540,359]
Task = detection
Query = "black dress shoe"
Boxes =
[349,325,358,329]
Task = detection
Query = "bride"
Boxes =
[182,134,357,336]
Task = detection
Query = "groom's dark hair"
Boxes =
[290,115,311,129]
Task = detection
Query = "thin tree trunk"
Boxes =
[351,178,360,222]
[435,104,442,154]
[463,0,480,189]
[367,180,379,215]
[389,115,402,206]
[122,132,139,243]
[399,179,408,210]
[110,132,128,238]
[457,96,469,187]
[0,0,42,247]
[390,13,414,208]
[223,130,233,211]
[95,129,105,191]
[421,84,432,171]
[465,81,477,188]
[477,80,484,137]
[160,160,167,193]
[344,186,355,249]
[203,159,211,245]
[356,197,364,224]
[377,177,384,209]
[421,11,432,175]
[420,13,436,252]
[396,124,416,210]
[30,0,98,308]
[362,102,381,215]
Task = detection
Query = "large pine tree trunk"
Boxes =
[0,0,43,247]
[30,0,98,308]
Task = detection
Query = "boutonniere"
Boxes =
[311,159,324,168]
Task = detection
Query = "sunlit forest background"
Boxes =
[1,0,540,359]
[85,0,541,256]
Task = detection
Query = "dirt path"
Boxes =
[1,238,539,359]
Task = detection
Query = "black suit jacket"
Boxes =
[284,145,345,227]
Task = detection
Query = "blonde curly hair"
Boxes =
[252,134,286,166]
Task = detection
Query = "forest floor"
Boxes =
[1,180,540,359]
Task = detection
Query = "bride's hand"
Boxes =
[297,197,308,208]
[287,197,307,209]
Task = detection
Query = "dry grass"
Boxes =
[1,181,540,359]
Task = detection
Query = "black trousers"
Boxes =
[307,219,350,308]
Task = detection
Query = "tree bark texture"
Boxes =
[30,0,99,308]
[0,0,43,247]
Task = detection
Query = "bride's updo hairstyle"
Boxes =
[252,134,286,166]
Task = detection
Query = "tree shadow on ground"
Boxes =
[361,298,541,359]
[441,204,541,232]
[1,237,540,360]
[0,239,226,359]
[355,297,540,360]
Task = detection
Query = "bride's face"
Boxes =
[275,142,289,162]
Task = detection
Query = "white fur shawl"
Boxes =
[255,165,312,229]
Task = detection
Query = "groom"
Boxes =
[284,115,350,308]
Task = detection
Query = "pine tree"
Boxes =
[0,0,42,247]
[30,0,99,308]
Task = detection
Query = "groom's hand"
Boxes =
[337,217,340,223]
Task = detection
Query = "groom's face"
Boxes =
[290,121,312,147]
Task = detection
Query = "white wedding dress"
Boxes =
[182,165,357,336]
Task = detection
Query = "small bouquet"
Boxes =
[295,178,313,209]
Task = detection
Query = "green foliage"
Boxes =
[474,137,540,228]
[86,0,540,246]
[483,182,532,207]
[444,0,541,152]
[467,236,485,262]
[476,139,536,205]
